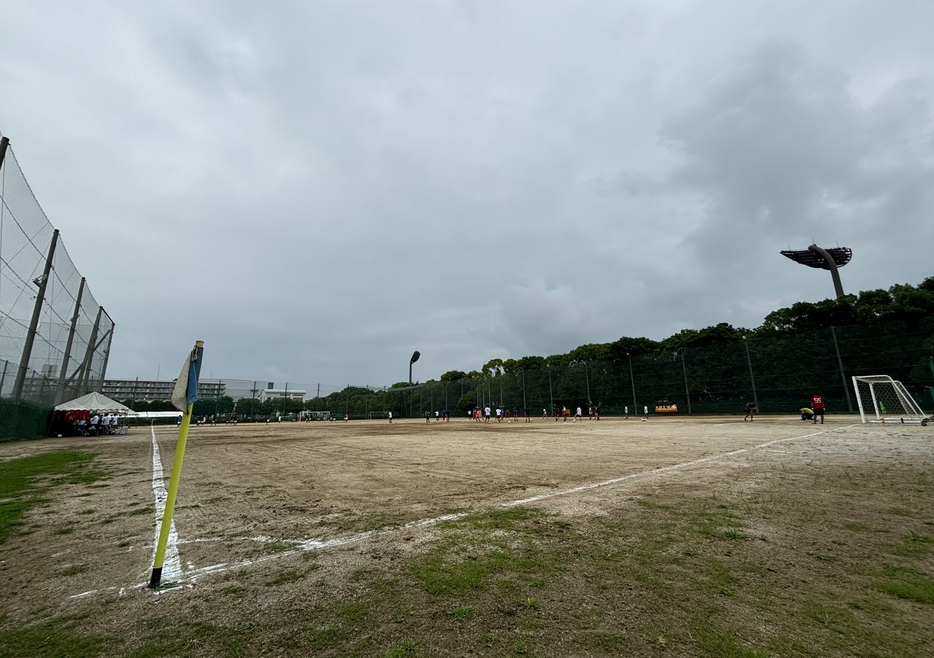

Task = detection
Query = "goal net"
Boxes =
[852,375,930,424]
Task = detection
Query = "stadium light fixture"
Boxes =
[409,350,420,385]
[780,244,852,299]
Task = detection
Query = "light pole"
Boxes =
[742,336,759,413]
[409,351,420,385]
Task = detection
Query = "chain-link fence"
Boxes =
[0,132,114,408]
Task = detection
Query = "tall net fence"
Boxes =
[106,321,931,421]
[303,321,933,419]
[0,133,114,407]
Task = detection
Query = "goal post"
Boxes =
[851,375,930,425]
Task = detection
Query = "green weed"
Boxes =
[0,451,105,544]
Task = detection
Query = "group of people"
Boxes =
[467,406,531,422]
[76,411,121,436]
[621,405,650,419]
[548,404,603,421]
[388,397,832,424]
[744,394,826,423]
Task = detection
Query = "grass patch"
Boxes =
[385,638,418,657]
[880,566,934,604]
[264,569,303,587]
[308,625,343,649]
[694,619,767,657]
[58,564,88,577]
[0,451,106,544]
[410,507,559,597]
[0,618,109,658]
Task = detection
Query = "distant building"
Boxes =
[102,379,225,402]
[256,387,306,403]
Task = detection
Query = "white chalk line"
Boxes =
[172,425,848,585]
[150,426,183,582]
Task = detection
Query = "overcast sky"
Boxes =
[2,1,932,392]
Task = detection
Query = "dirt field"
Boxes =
[1,415,933,656]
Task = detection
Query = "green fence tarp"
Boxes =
[0,398,53,441]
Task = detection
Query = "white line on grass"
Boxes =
[174,425,849,586]
[150,426,183,583]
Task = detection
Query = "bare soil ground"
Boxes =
[1,416,932,657]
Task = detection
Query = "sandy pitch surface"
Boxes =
[0,414,888,606]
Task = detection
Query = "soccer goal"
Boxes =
[851,375,931,425]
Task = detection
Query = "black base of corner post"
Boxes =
[148,567,163,589]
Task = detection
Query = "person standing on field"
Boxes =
[744,401,756,422]
[575,406,582,422]
[388,411,392,423]
[810,394,825,424]
[643,405,649,420]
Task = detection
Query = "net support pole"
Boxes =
[521,370,527,411]
[547,366,554,414]
[743,336,759,413]
[55,277,86,405]
[78,307,104,395]
[681,349,692,415]
[12,229,59,400]
[831,326,853,413]
[627,353,638,416]
[95,311,114,392]
[584,362,591,403]
[0,136,10,171]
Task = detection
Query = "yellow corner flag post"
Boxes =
[149,340,204,589]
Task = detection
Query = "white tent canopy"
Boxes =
[55,392,131,413]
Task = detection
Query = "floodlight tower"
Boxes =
[780,244,852,299]
[409,350,420,385]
